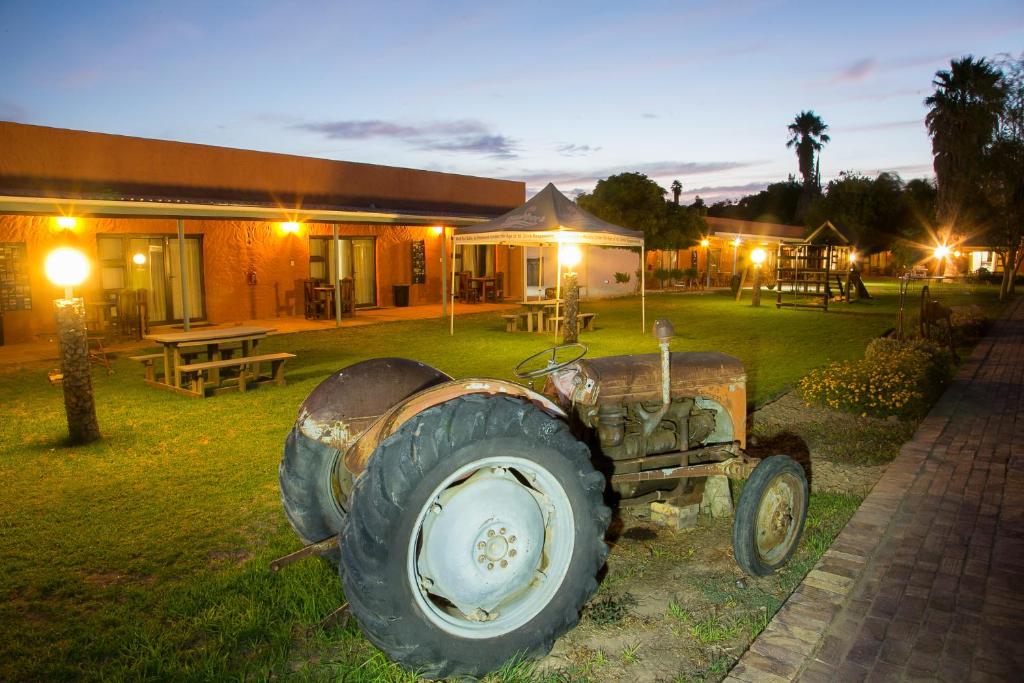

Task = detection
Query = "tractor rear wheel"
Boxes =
[732,455,808,576]
[339,394,610,679]
[279,427,346,565]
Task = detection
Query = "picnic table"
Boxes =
[519,299,562,332]
[135,326,294,397]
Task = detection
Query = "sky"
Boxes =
[1,0,1022,203]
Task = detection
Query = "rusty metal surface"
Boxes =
[343,378,566,477]
[573,351,745,406]
[608,456,758,485]
[296,358,452,452]
[269,536,340,572]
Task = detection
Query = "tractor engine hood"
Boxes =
[570,352,746,407]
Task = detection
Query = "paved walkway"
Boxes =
[729,296,1024,683]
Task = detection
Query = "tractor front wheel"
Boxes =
[732,455,808,576]
[339,395,610,679]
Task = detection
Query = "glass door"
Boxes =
[168,237,205,321]
[312,237,377,307]
[100,234,205,324]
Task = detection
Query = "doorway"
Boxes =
[309,237,377,307]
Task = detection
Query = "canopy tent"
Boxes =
[450,183,646,335]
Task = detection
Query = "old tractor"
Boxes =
[278,320,808,678]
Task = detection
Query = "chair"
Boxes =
[489,272,504,302]
[339,278,355,317]
[303,280,326,319]
[458,271,478,303]
[117,289,142,338]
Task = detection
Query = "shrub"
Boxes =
[950,305,988,343]
[653,268,671,287]
[613,271,631,284]
[799,337,952,419]
[669,267,685,283]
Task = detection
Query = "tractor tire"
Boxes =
[732,455,809,576]
[339,394,610,679]
[279,427,346,565]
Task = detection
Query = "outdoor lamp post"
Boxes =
[45,246,101,444]
[700,238,710,288]
[559,244,582,343]
[750,247,766,307]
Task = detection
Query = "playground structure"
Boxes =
[774,221,868,311]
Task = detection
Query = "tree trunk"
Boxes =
[562,272,579,344]
[55,298,101,444]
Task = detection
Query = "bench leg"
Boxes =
[272,359,288,386]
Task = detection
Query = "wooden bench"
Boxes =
[500,312,532,332]
[177,352,296,397]
[129,353,165,382]
[546,312,597,333]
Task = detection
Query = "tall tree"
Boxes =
[670,179,682,205]
[786,110,830,218]
[924,56,1005,225]
[987,53,1024,297]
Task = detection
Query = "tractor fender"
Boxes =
[341,378,566,481]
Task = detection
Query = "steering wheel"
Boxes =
[513,343,588,380]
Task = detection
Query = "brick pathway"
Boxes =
[728,296,1024,683]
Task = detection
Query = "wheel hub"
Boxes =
[417,467,546,617]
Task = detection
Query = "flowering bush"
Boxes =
[950,305,988,344]
[799,337,952,419]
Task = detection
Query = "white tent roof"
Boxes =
[453,183,644,248]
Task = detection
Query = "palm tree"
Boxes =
[924,56,1006,221]
[671,179,682,205]
[786,110,830,191]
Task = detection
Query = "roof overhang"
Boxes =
[0,194,491,226]
[453,229,643,248]
[709,230,804,244]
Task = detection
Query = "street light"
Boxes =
[44,246,100,444]
[750,247,767,307]
[933,245,950,260]
[559,243,582,269]
[558,243,583,343]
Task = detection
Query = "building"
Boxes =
[0,122,525,344]
[647,216,806,285]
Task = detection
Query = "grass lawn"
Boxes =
[0,280,1005,681]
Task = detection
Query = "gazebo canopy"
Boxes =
[454,183,644,247]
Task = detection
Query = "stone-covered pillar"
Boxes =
[55,298,100,444]
[562,271,579,344]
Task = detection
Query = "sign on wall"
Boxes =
[411,240,426,285]
[0,242,32,312]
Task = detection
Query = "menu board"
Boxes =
[0,242,31,312]
[411,240,426,285]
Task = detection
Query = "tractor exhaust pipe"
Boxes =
[653,319,675,405]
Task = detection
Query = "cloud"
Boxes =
[514,160,757,188]
[838,119,922,134]
[292,118,517,158]
[680,181,771,202]
[642,113,659,119]
[833,57,878,83]
[556,143,601,157]
[0,100,30,122]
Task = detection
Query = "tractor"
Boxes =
[278,320,808,679]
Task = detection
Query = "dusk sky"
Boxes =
[1,0,1022,202]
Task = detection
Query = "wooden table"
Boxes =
[470,276,496,303]
[144,326,274,391]
[313,286,336,319]
[518,299,562,333]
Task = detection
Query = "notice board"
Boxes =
[0,242,31,312]
[411,240,426,285]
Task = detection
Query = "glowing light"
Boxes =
[953,250,961,258]
[45,247,90,287]
[280,221,300,234]
[934,245,950,260]
[700,238,710,248]
[55,216,78,230]
[132,252,147,265]
[559,244,583,268]
[733,238,742,247]
[849,252,858,263]
[750,248,767,266]
[431,226,444,236]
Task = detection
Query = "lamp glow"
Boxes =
[431,226,444,236]
[733,238,742,247]
[55,216,78,230]
[750,247,767,266]
[700,238,710,248]
[45,247,90,290]
[934,245,950,260]
[849,252,858,263]
[280,221,300,234]
[559,244,582,268]
[953,250,961,258]
[132,252,147,265]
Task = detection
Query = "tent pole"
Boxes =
[440,227,447,318]
[522,246,527,302]
[449,237,456,335]
[554,245,562,341]
[641,245,646,332]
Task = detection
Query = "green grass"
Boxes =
[0,280,1004,681]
